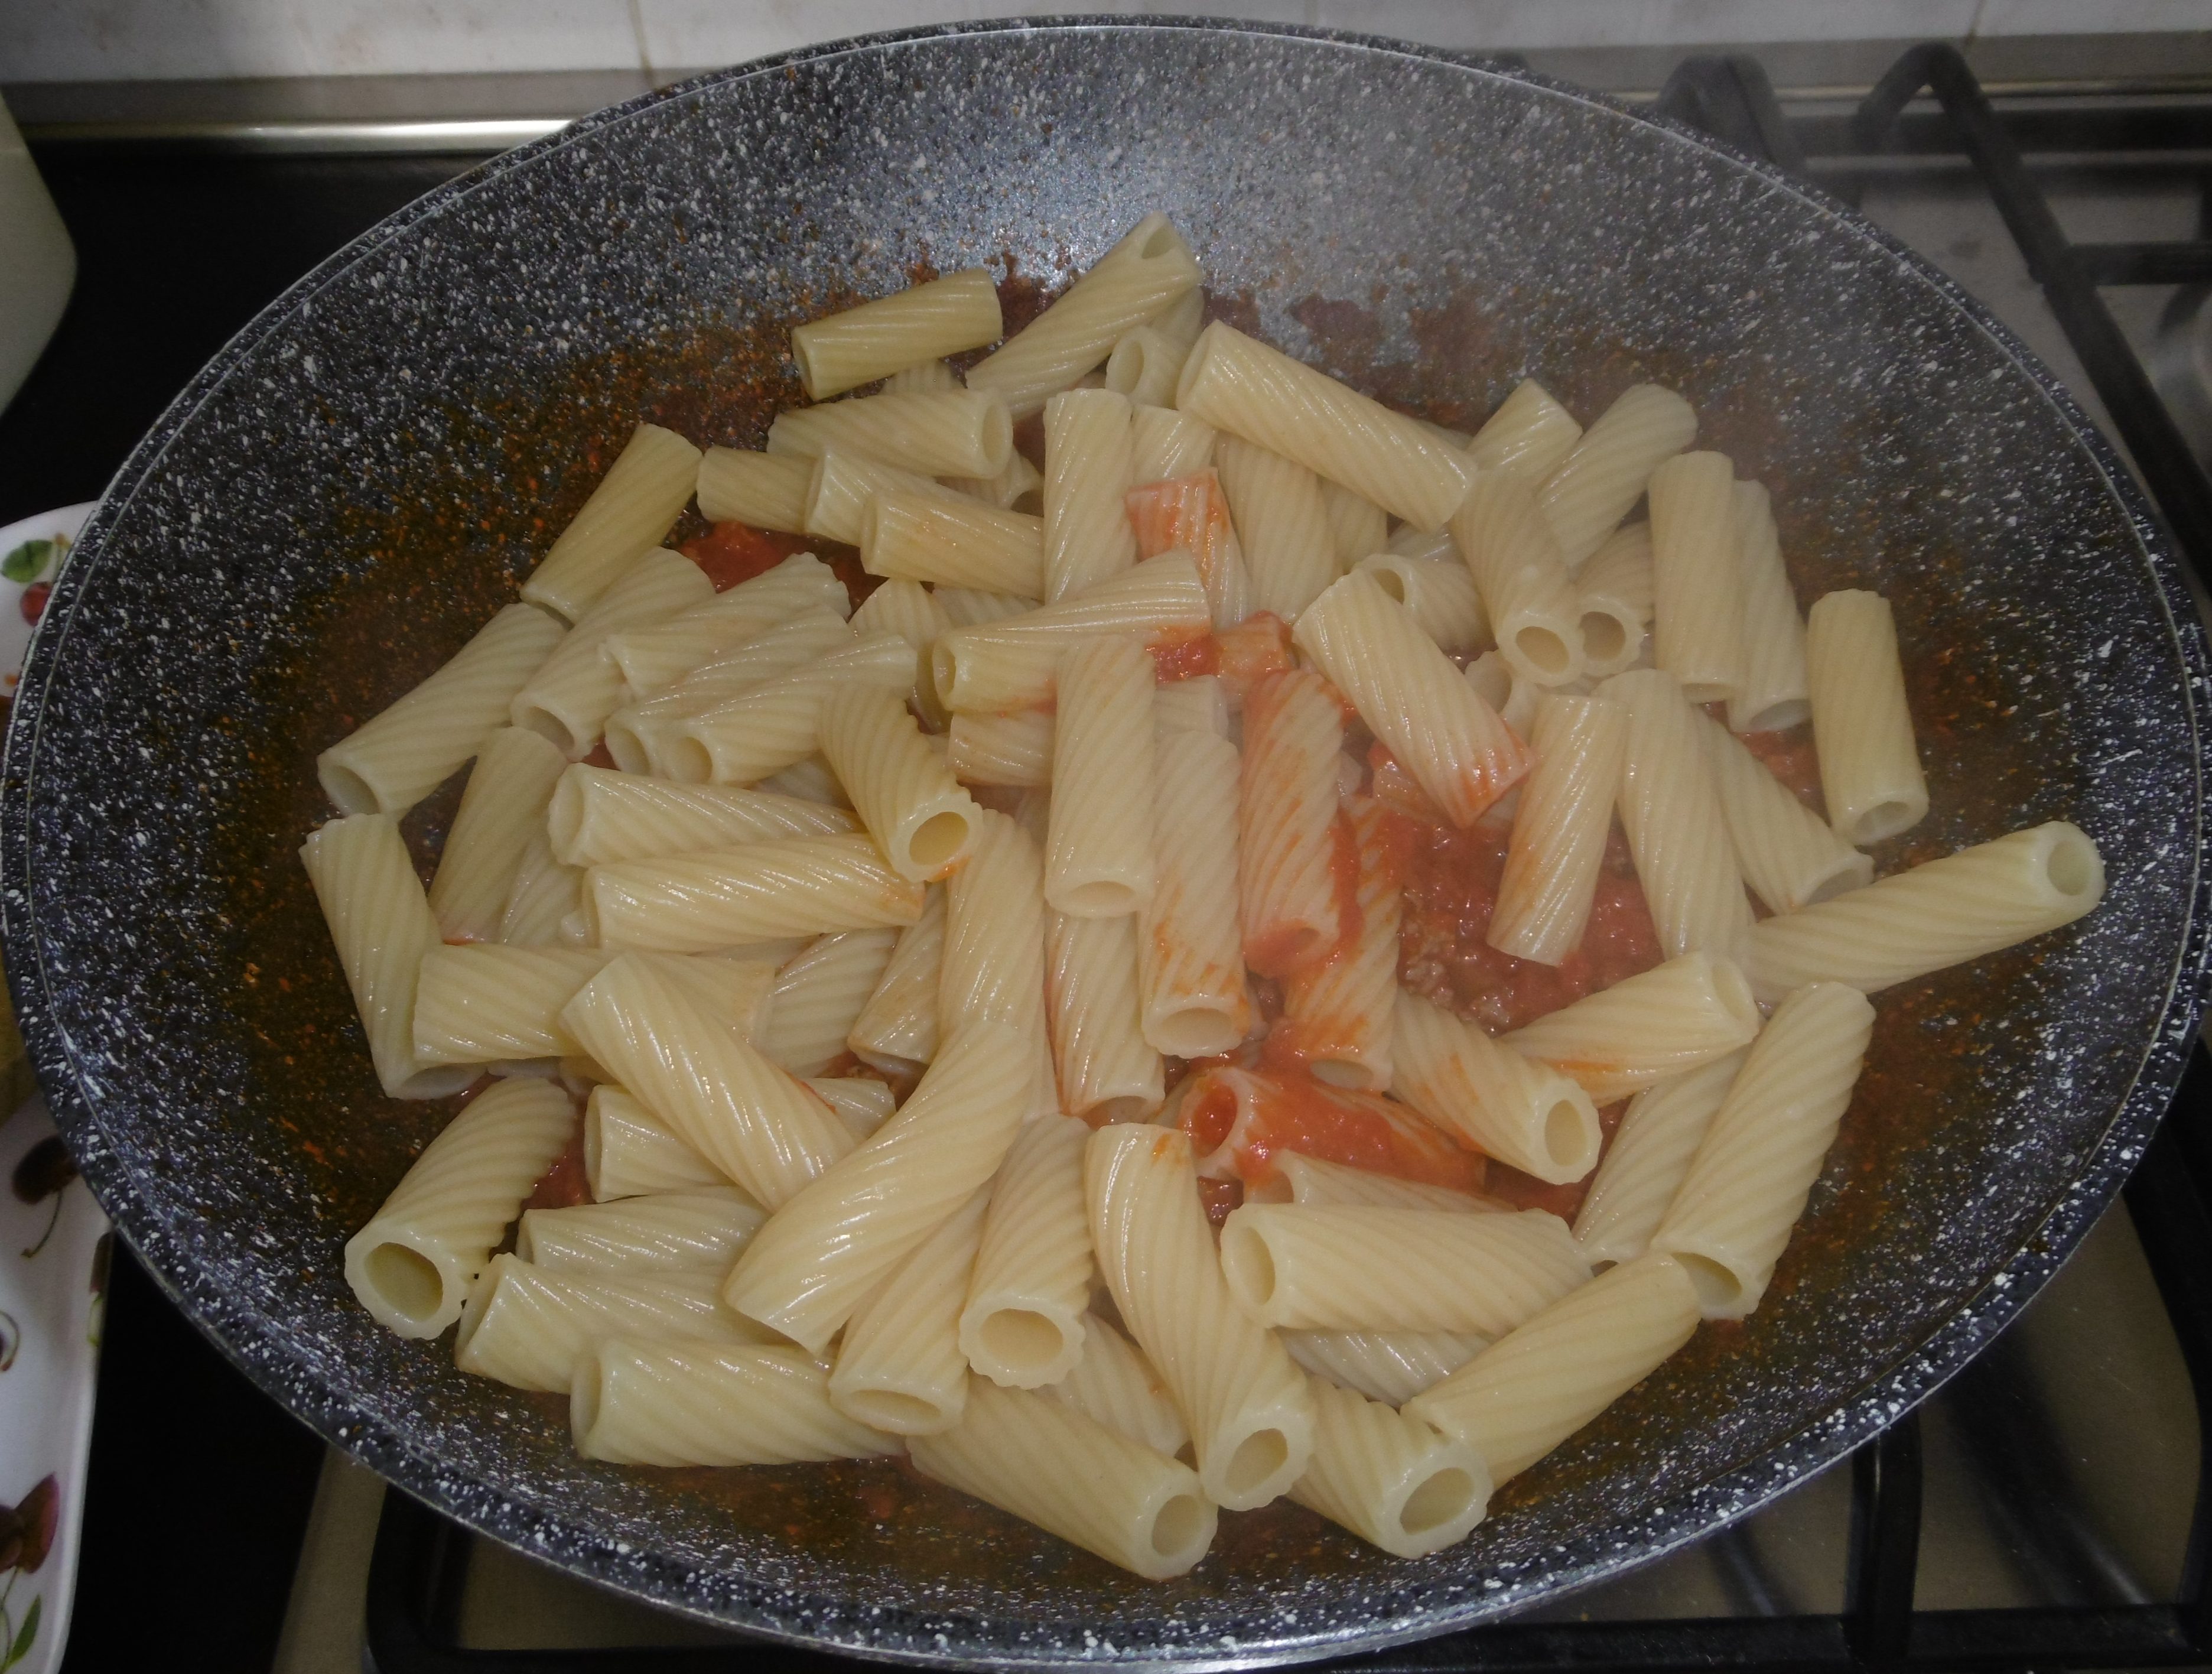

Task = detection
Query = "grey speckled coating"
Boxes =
[5,17,2210,1668]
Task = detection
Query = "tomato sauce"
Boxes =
[1213,613,1294,702]
[1734,719,1824,813]
[1149,630,1220,681]
[683,519,876,605]
[1181,1067,1486,1194]
[520,1104,593,1212]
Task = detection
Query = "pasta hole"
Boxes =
[1544,1101,1593,1171]
[843,1390,946,1432]
[663,736,715,784]
[2047,834,2098,897]
[1137,221,1180,259]
[1186,1083,1239,1155]
[1741,697,1810,733]
[1512,625,1573,677]
[1579,611,1626,663]
[1400,1467,1479,1536]
[978,402,1014,474]
[977,1308,1067,1373]
[1218,1221,1276,1308]
[317,761,379,815]
[908,810,973,872]
[930,643,961,708]
[1858,799,1917,841]
[1804,857,1873,906]
[570,1357,604,1439]
[1676,1253,1743,1312]
[363,1244,445,1323]
[1224,1428,1290,1496]
[1150,1494,1208,1557]
[1154,1007,1237,1057]
[516,706,579,757]
[1088,1095,1154,1126]
[1709,959,1757,1031]
[1105,336,1146,396]
[1368,567,1408,604]
[601,723,651,776]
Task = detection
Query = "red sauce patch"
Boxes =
[1213,613,1295,702]
[683,519,874,605]
[1150,630,1219,681]
[1737,719,1825,814]
[519,1104,591,1212]
[1182,1068,1485,1194]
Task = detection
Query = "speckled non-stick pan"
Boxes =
[6,17,2210,1666]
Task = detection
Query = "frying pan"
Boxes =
[6,17,2209,1666]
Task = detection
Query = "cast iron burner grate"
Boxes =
[358,44,2212,1673]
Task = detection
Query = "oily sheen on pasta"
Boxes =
[308,211,2110,1582]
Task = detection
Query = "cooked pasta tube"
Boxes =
[1572,1052,1745,1267]
[1728,482,1811,732]
[1274,1153,1502,1213]
[849,576,953,726]
[1537,384,1698,569]
[766,389,1014,480]
[1467,378,1582,477]
[1139,729,1253,1058]
[1647,451,1744,705]
[1489,693,1631,965]
[1218,1204,1588,1334]
[805,449,974,547]
[946,710,1053,785]
[1390,991,1602,1185]
[1282,1330,1488,1407]
[601,553,850,699]
[413,945,616,1063]
[860,492,1046,596]
[930,552,1210,713]
[1154,674,1228,739]
[1276,797,1401,1092]
[343,1078,576,1337]
[759,755,849,808]
[808,1076,897,1141]
[1130,405,1218,482]
[1181,1067,1485,1195]
[548,767,854,868]
[1602,668,1754,962]
[831,1188,991,1434]
[722,1020,1030,1352]
[1463,650,1546,746]
[791,267,1003,399]
[1386,520,1457,565]
[1321,480,1389,571]
[586,832,925,954]
[572,1340,899,1465]
[959,1114,1094,1387]
[936,585,1037,627]
[1124,467,1252,628]
[301,814,479,1099]
[665,635,918,784]
[1407,1252,1702,1483]
[941,809,1054,1116]
[759,928,900,1076]
[1652,983,1872,1317]
[818,684,981,882]
[1575,521,1653,680]
[1237,670,1348,977]
[1699,712,1872,915]
[1742,822,2104,1005]
[603,611,866,776]
[521,423,703,621]
[560,954,855,1209]
[1214,435,1338,621]
[1355,551,1488,656]
[1806,589,1930,846]
[456,1255,765,1392]
[584,1084,726,1198]
[516,1187,764,1276]
[695,446,812,531]
[1176,321,1474,529]
[1046,1314,1189,1456]
[944,450,1045,512]
[1046,635,1157,916]
[1292,1374,1491,1559]
[428,725,568,942]
[910,1377,1218,1581]
[967,213,1203,417]
[1295,569,1534,827]
[847,885,944,1072]
[318,602,565,815]
[1045,909,1164,1122]
[886,358,959,393]
[497,828,585,948]
[510,547,714,756]
[1502,951,1760,1103]
[1103,324,1187,407]
[1449,468,1586,685]
[1043,388,1138,600]
[1085,1123,1316,1510]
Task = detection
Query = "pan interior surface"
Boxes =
[6,20,2207,1666]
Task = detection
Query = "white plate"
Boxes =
[0,505,93,700]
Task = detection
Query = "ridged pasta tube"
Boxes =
[1537,385,1698,569]
[1237,670,1348,977]
[318,603,565,816]
[938,586,1039,627]
[806,449,973,547]
[1048,1314,1190,1456]
[603,611,866,776]
[1321,480,1390,571]
[1355,551,1488,656]
[511,548,714,756]
[516,1187,764,1276]
[759,929,900,1077]
[849,575,953,727]
[721,1019,1031,1352]
[1154,674,1228,740]
[1408,1252,1701,1483]
[560,954,855,1209]
[586,832,925,954]
[941,810,1054,1118]
[1283,1330,1488,1406]
[1218,1205,1589,1334]
[548,768,854,868]
[1103,324,1187,407]
[1180,1067,1486,1195]
[601,553,850,700]
[1390,990,1602,1185]
[1292,1374,1491,1558]
[456,1255,765,1392]
[861,492,1046,596]
[1277,796,1401,1092]
[1468,379,1582,478]
[1502,951,1760,1103]
[967,214,1203,417]
[1275,1153,1502,1213]
[886,358,960,394]
[1296,569,1535,827]
[1806,589,1930,846]
[1653,983,1873,1317]
[1489,694,1631,966]
[1575,522,1654,680]
[1086,1123,1316,1510]
[818,684,982,883]
[1572,1052,1745,1267]
[1046,635,1157,916]
[1699,711,1872,915]
[1449,468,1586,685]
[584,1084,726,1198]
[1602,667,1754,962]
[831,1188,991,1434]
[944,451,1045,512]
[1214,435,1338,621]
[300,814,479,1099]
[930,552,1210,713]
[791,268,1003,399]
[428,725,568,942]
[1743,822,2104,1005]
[670,634,921,785]
[1648,451,1745,705]
[1124,467,1252,629]
[572,1340,899,1465]
[1045,910,1164,1122]
[808,1076,896,1140]
[960,1114,1094,1387]
[847,885,944,1073]
[1728,482,1811,732]
[1131,405,1218,483]
[1043,388,1138,601]
[695,447,811,531]
[1177,321,1474,529]
[766,389,1014,480]
[946,710,1054,786]
[497,828,584,947]
[1140,730,1253,1057]
[343,1078,576,1337]
[413,945,616,1063]
[521,424,704,622]
[910,1377,1219,1580]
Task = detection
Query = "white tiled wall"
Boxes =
[1,0,2204,82]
